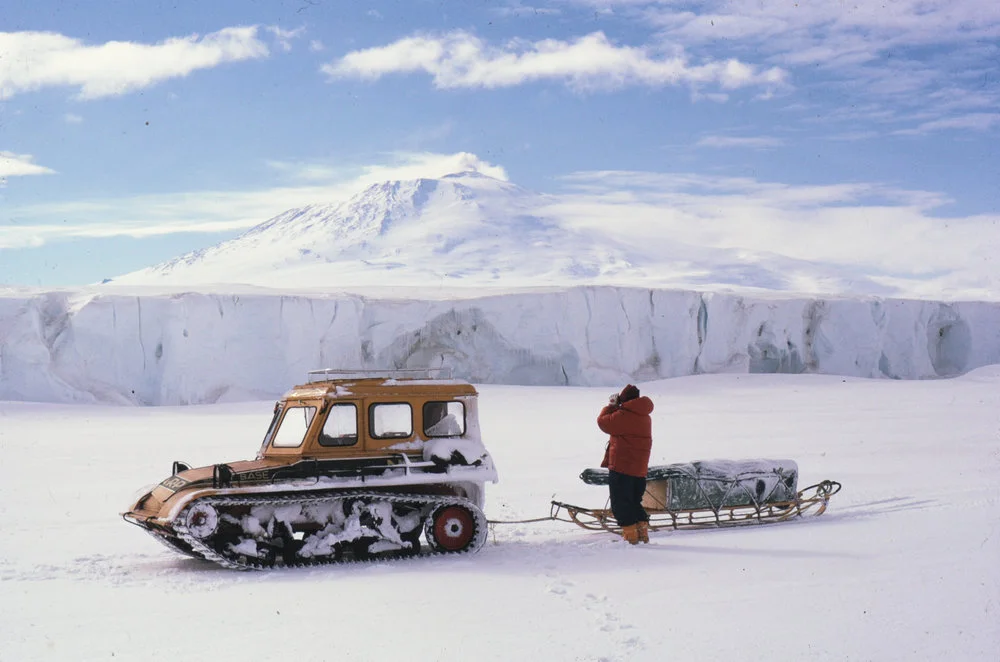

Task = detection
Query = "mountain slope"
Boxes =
[114,172,622,287]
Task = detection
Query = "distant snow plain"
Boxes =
[2,371,998,661]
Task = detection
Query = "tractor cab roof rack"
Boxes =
[306,367,454,383]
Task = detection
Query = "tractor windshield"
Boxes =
[256,402,283,458]
[271,405,317,448]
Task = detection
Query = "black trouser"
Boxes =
[608,470,648,527]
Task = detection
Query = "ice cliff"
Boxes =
[1,286,998,405]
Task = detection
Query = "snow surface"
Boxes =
[1,286,998,405]
[2,372,998,661]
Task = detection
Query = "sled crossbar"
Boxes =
[550,481,841,534]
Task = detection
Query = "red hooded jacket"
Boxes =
[597,396,654,478]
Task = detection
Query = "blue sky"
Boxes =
[1,0,998,287]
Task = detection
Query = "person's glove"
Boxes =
[608,393,621,407]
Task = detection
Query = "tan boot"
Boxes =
[636,521,649,544]
[621,524,640,545]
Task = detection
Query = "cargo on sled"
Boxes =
[550,459,841,534]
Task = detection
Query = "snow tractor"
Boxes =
[123,370,498,569]
[550,460,841,534]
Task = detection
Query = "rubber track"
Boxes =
[173,490,488,571]
[150,531,206,560]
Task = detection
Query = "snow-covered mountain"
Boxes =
[110,171,909,297]
[113,172,632,288]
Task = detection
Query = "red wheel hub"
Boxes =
[432,506,475,552]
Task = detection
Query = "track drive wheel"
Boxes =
[427,505,477,553]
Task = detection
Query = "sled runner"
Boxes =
[550,459,841,534]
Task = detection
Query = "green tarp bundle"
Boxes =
[580,459,799,511]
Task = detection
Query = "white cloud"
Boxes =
[0,151,56,177]
[894,113,1000,135]
[0,152,507,248]
[548,170,990,277]
[0,217,257,250]
[323,30,786,93]
[356,151,508,183]
[570,0,1000,131]
[267,151,506,184]
[691,90,728,103]
[636,0,1000,59]
[696,135,783,148]
[309,40,325,52]
[265,26,304,52]
[63,113,83,124]
[559,170,949,208]
[0,27,270,100]
[491,2,561,17]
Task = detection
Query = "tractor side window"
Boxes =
[319,404,358,447]
[423,401,466,437]
[370,403,412,439]
[272,406,316,448]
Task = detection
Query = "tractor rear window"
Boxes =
[370,403,412,439]
[319,403,358,447]
[423,401,466,437]
[272,406,316,448]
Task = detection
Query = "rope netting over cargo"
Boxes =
[542,459,841,534]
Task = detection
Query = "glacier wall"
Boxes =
[1,287,999,405]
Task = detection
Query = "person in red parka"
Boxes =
[597,383,654,544]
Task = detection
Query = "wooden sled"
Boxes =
[550,459,841,534]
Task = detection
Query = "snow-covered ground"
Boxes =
[2,370,998,661]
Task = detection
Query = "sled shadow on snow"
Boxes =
[817,496,938,521]
[494,521,867,563]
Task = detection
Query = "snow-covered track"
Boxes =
[172,490,488,570]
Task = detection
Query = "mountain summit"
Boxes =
[113,171,630,290]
